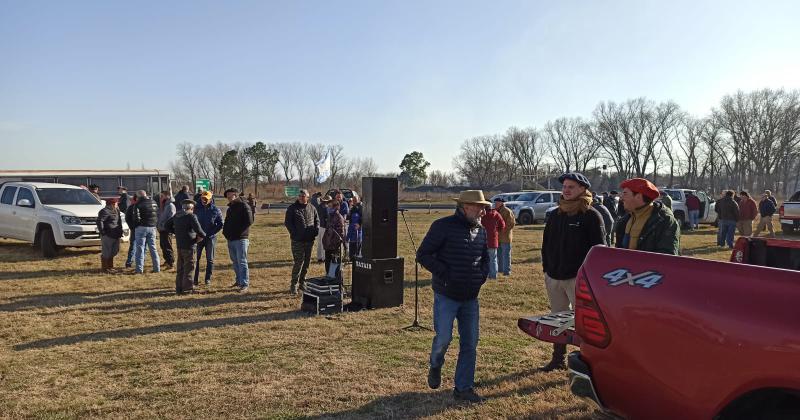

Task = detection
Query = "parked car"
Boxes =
[661,188,717,228]
[779,190,800,234]
[504,190,560,224]
[0,182,129,258]
[518,245,800,419]
[489,192,522,204]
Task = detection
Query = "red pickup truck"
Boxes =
[519,242,800,419]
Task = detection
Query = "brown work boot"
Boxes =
[539,343,567,372]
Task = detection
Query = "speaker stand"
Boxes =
[399,210,431,332]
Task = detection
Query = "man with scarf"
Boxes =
[540,172,606,371]
[614,178,680,255]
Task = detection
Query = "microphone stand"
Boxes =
[399,209,431,332]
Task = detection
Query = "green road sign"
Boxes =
[195,179,211,192]
[284,186,300,197]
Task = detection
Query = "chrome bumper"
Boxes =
[568,352,603,409]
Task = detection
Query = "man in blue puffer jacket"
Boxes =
[193,191,224,287]
[417,190,490,404]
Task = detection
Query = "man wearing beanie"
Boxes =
[540,172,605,371]
[615,178,680,255]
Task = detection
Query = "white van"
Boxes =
[0,182,129,257]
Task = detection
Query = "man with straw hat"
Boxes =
[417,190,491,403]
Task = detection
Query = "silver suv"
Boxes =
[504,190,560,225]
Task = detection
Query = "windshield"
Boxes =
[36,188,101,205]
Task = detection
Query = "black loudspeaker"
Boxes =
[351,257,404,309]
[361,177,398,260]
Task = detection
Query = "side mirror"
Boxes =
[17,198,32,207]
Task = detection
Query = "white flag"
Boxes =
[316,152,331,184]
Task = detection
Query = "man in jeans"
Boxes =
[715,190,739,248]
[194,191,224,288]
[222,188,253,293]
[132,190,161,274]
[284,189,320,294]
[494,197,516,276]
[686,192,701,230]
[480,202,505,279]
[417,190,490,403]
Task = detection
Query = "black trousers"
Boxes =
[291,240,314,287]
[159,230,174,265]
[324,248,343,284]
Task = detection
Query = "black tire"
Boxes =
[782,223,795,235]
[40,227,58,258]
[519,211,533,225]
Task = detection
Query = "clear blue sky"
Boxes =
[1,0,799,173]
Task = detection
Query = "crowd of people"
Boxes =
[417,173,681,403]
[96,185,253,294]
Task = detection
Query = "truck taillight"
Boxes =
[575,268,611,348]
[780,205,785,217]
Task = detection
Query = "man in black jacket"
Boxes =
[284,189,319,294]
[132,190,161,274]
[417,190,490,403]
[715,190,739,248]
[540,173,605,371]
[165,199,206,294]
[223,188,254,293]
[97,197,124,273]
[117,186,130,213]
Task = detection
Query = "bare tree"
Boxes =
[454,135,505,189]
[503,126,545,184]
[543,117,598,174]
[176,142,203,188]
[327,144,345,188]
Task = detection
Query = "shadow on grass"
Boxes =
[0,268,107,281]
[0,241,98,263]
[14,309,305,350]
[313,376,573,419]
[0,288,176,312]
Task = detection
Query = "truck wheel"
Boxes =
[781,223,795,235]
[519,211,533,225]
[40,228,58,258]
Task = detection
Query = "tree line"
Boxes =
[454,88,800,196]
[170,142,383,195]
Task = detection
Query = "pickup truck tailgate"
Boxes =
[518,310,582,346]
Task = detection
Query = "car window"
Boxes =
[16,188,35,208]
[1,186,18,205]
[36,188,99,205]
[791,191,800,202]
[535,194,549,203]
[667,191,682,201]
[517,193,536,201]
[696,191,707,201]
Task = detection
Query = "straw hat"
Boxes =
[453,190,491,205]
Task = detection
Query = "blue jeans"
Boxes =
[487,248,498,278]
[688,210,700,228]
[134,226,160,273]
[194,235,217,285]
[227,239,250,287]
[498,242,512,275]
[718,220,736,248]
[430,292,479,392]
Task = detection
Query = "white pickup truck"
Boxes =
[780,190,800,233]
[0,182,129,257]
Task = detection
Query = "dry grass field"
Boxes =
[0,211,738,419]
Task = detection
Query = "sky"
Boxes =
[1,0,799,174]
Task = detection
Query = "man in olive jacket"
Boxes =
[284,189,320,294]
[614,178,680,255]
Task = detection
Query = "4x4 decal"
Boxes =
[602,269,663,289]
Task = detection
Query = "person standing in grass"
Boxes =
[685,192,701,230]
[194,191,224,288]
[540,173,606,372]
[494,197,516,276]
[480,202,505,279]
[223,188,254,293]
[284,189,319,294]
[97,197,123,273]
[715,190,739,248]
[417,190,490,404]
[754,191,777,237]
[157,190,176,270]
[615,178,680,254]
[132,190,161,274]
[165,199,206,294]
[736,191,758,237]
[322,196,346,283]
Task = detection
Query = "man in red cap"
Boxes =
[615,178,680,255]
